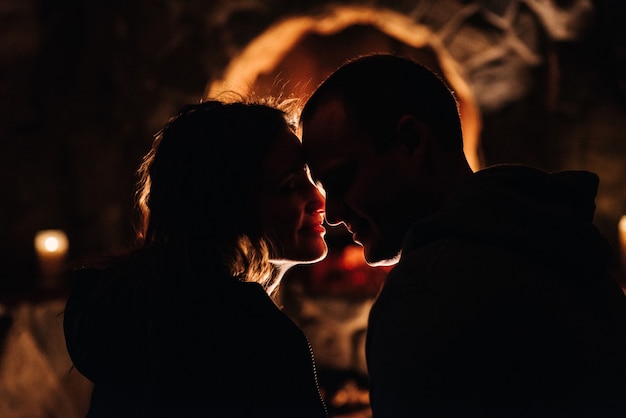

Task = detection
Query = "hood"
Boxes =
[64,265,151,383]
[63,259,218,384]
[405,164,614,267]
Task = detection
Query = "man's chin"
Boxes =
[363,246,401,267]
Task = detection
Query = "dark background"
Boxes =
[1,0,626,292]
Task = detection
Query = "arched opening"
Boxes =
[206,7,486,414]
[207,5,484,172]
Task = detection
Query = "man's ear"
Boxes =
[395,115,428,154]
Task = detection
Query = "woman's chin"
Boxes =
[283,243,328,264]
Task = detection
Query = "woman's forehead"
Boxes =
[262,130,304,179]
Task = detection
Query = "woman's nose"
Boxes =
[305,181,325,214]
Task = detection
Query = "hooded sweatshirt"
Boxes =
[366,164,626,418]
[63,262,327,418]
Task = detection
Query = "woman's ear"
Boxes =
[395,115,428,154]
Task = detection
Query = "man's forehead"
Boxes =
[302,99,355,153]
[302,130,351,157]
[303,97,347,129]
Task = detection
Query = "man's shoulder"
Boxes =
[389,236,507,287]
[373,236,526,322]
[371,238,466,315]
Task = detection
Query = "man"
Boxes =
[300,53,626,417]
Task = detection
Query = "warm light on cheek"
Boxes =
[316,182,327,199]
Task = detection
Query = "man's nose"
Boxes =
[324,195,345,227]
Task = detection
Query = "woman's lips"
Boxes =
[300,223,326,235]
[300,225,326,234]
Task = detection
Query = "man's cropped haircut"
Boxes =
[301,53,464,153]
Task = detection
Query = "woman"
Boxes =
[63,98,329,417]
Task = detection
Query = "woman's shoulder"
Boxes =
[226,281,282,312]
[67,257,137,302]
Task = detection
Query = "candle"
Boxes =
[34,229,69,289]
[619,215,626,273]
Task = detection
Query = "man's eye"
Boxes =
[322,162,358,196]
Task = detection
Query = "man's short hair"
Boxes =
[301,53,464,153]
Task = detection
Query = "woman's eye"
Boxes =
[277,177,298,194]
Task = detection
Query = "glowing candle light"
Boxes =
[619,215,626,273]
[34,229,69,289]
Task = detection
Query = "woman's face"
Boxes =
[256,128,328,263]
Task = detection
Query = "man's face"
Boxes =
[301,99,426,266]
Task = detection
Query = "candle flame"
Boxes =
[44,237,60,252]
[34,230,69,255]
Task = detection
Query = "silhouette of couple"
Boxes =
[64,54,626,417]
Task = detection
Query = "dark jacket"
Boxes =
[64,264,327,418]
[366,164,626,417]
